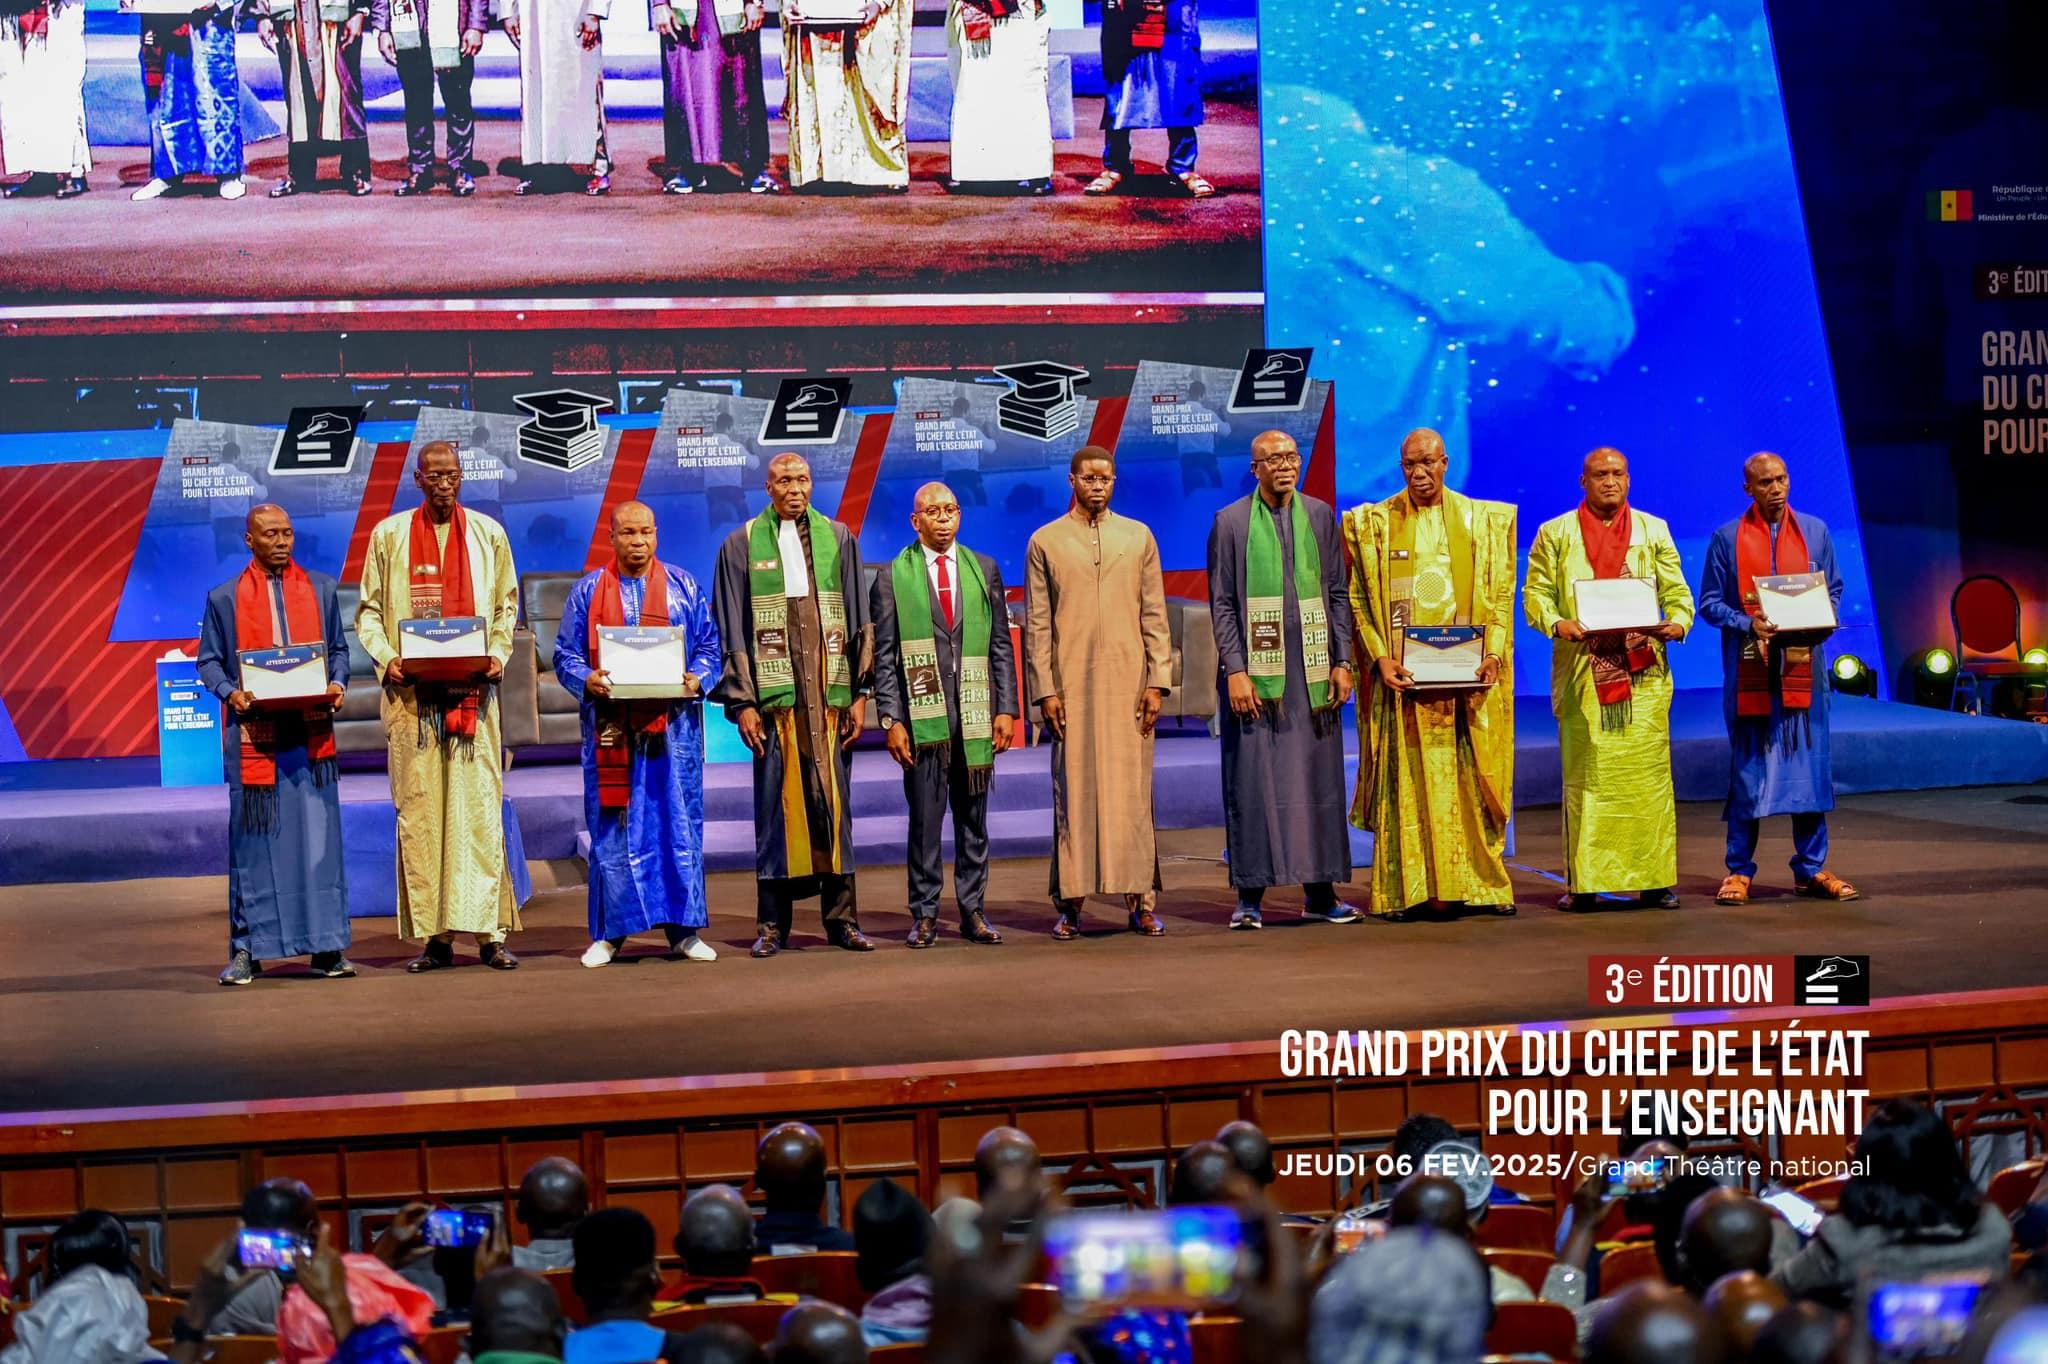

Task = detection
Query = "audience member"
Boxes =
[564,1208,671,1364]
[972,1127,1043,1200]
[470,1267,568,1363]
[854,1179,934,1347]
[1586,1281,1730,1364]
[1391,1113,1528,1207]
[1216,1120,1277,1186]
[668,1322,765,1363]
[0,1210,158,1364]
[1309,1224,1490,1364]
[209,1177,323,1336]
[276,1223,437,1364]
[1748,1302,1846,1364]
[755,1123,856,1253]
[660,1185,791,1306]
[772,1302,869,1364]
[1670,1190,1775,1296]
[1168,1140,1238,1206]
[515,1159,590,1271]
[1387,1172,1537,1305]
[1772,1100,2014,1308]
[1557,1132,1691,1254]
[1701,1271,1786,1360]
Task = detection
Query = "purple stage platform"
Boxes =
[1,694,2043,910]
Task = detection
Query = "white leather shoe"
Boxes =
[679,934,717,962]
[580,940,617,968]
[218,178,246,200]
[131,178,171,202]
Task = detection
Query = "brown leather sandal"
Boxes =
[1796,870,1861,902]
[1715,874,1752,906]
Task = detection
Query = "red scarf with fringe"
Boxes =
[1735,504,1812,718]
[408,505,483,742]
[589,562,671,812]
[1577,501,1657,716]
[234,561,337,783]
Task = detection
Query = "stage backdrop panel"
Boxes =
[1259,0,1883,694]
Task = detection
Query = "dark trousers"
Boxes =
[394,45,475,177]
[1239,883,1338,910]
[1105,125,1198,176]
[757,874,857,935]
[288,138,369,182]
[905,737,990,921]
[1725,812,1828,880]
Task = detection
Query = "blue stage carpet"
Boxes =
[0,695,2041,908]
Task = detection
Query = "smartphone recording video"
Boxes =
[423,1207,495,1249]
[236,1226,307,1271]
[1043,1206,1246,1313]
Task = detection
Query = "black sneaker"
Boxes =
[309,951,357,978]
[218,950,260,986]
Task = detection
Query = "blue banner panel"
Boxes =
[156,657,223,788]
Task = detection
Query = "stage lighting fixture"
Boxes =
[2025,647,2048,668]
[1829,653,1875,696]
[1921,648,1955,677]
[1907,648,1957,708]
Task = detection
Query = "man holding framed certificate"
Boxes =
[1343,428,1518,920]
[196,505,353,986]
[1525,448,1693,911]
[553,501,724,967]
[1697,451,1858,906]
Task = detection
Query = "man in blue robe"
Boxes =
[1086,0,1210,198]
[1697,452,1860,906]
[553,501,723,966]
[196,504,352,985]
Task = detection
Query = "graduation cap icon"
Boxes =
[994,360,1089,442]
[1229,347,1316,413]
[514,389,612,471]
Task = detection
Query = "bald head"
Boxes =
[1750,1303,1847,1364]
[1169,1141,1238,1207]
[911,481,962,552]
[471,1268,567,1358]
[1588,1282,1732,1364]
[767,453,813,520]
[1216,1121,1276,1187]
[1399,428,1448,506]
[973,1127,1041,1200]
[1678,1190,1775,1296]
[244,503,295,572]
[1582,447,1631,515]
[517,1157,589,1240]
[677,1184,756,1278]
[1742,452,1789,522]
[241,1177,317,1234]
[608,500,658,574]
[1388,1174,1471,1237]
[772,1302,869,1364]
[1702,1271,1786,1358]
[1249,431,1303,503]
[757,1122,829,1216]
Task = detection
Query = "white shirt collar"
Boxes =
[921,541,952,568]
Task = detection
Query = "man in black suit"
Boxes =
[870,481,1020,948]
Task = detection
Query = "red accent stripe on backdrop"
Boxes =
[1304,388,1337,508]
[0,459,172,759]
[584,428,658,571]
[339,441,414,585]
[830,413,895,535]
[1087,396,1128,453]
[1161,569,1208,601]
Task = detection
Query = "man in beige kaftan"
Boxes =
[781,0,910,189]
[355,440,524,971]
[1024,446,1173,939]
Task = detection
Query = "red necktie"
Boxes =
[937,552,956,630]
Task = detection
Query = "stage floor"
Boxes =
[4,786,2046,1117]
[0,100,1260,308]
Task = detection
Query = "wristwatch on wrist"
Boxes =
[880,716,897,731]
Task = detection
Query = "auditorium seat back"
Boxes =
[1988,1158,2045,1219]
[1596,1241,1664,1296]
[650,1298,791,1342]
[521,571,585,746]
[540,1265,588,1324]
[418,1323,468,1364]
[749,1251,866,1308]
[1486,1301,1578,1360]
[1482,1247,1558,1295]
[1473,1201,1555,1253]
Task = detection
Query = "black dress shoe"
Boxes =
[751,928,781,958]
[1471,903,1518,917]
[1051,912,1080,941]
[831,926,876,952]
[395,173,432,197]
[268,177,299,198]
[1128,908,1165,936]
[479,942,519,970]
[56,176,88,199]
[906,918,937,949]
[1638,888,1682,910]
[348,173,373,196]
[309,951,357,978]
[406,941,454,973]
[451,172,476,197]
[1556,893,1597,912]
[3,173,52,198]
[961,911,1003,945]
